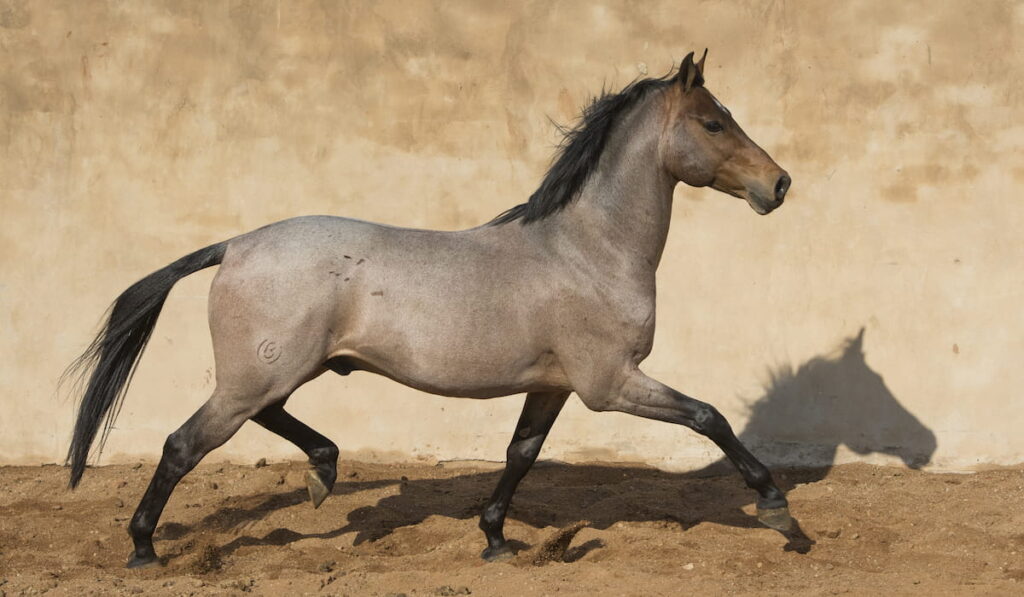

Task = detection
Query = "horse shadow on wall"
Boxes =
[692,326,937,478]
[175,327,937,557]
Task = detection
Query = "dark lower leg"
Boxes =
[127,441,191,567]
[687,401,812,546]
[479,391,568,561]
[610,374,789,515]
[252,401,339,505]
[640,396,785,506]
[127,400,247,567]
[687,401,785,507]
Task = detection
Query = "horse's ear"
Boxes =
[696,48,707,77]
[680,51,705,93]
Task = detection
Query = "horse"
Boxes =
[65,51,796,568]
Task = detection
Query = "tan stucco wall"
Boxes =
[2,1,1022,472]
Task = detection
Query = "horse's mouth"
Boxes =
[748,193,781,215]
[715,182,781,215]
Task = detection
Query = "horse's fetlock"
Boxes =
[128,513,151,539]
[479,502,505,531]
[746,466,773,491]
[309,444,339,465]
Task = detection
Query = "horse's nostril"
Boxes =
[774,174,791,203]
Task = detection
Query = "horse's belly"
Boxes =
[358,354,569,399]
[330,305,569,398]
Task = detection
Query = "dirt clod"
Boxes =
[532,520,588,565]
[189,544,223,574]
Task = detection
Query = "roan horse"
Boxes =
[65,51,795,568]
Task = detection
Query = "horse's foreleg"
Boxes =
[479,391,569,561]
[126,390,268,568]
[252,401,339,508]
[583,372,794,533]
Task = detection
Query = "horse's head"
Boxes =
[659,51,791,215]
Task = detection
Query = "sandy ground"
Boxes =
[1,460,1023,596]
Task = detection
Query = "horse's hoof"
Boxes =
[481,545,514,563]
[306,469,329,509]
[126,552,160,569]
[757,506,793,532]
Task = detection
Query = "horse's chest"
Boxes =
[566,289,656,357]
[618,297,657,359]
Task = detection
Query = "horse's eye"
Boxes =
[704,120,723,134]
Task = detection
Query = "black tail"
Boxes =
[64,241,228,488]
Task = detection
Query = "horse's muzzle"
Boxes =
[750,172,791,214]
[774,173,791,204]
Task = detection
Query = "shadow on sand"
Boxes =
[164,327,936,560]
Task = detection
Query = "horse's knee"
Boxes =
[690,402,731,438]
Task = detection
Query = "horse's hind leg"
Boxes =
[479,391,569,561]
[251,401,339,508]
[126,389,278,568]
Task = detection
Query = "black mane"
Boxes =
[489,68,680,226]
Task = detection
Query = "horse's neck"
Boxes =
[540,96,676,277]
